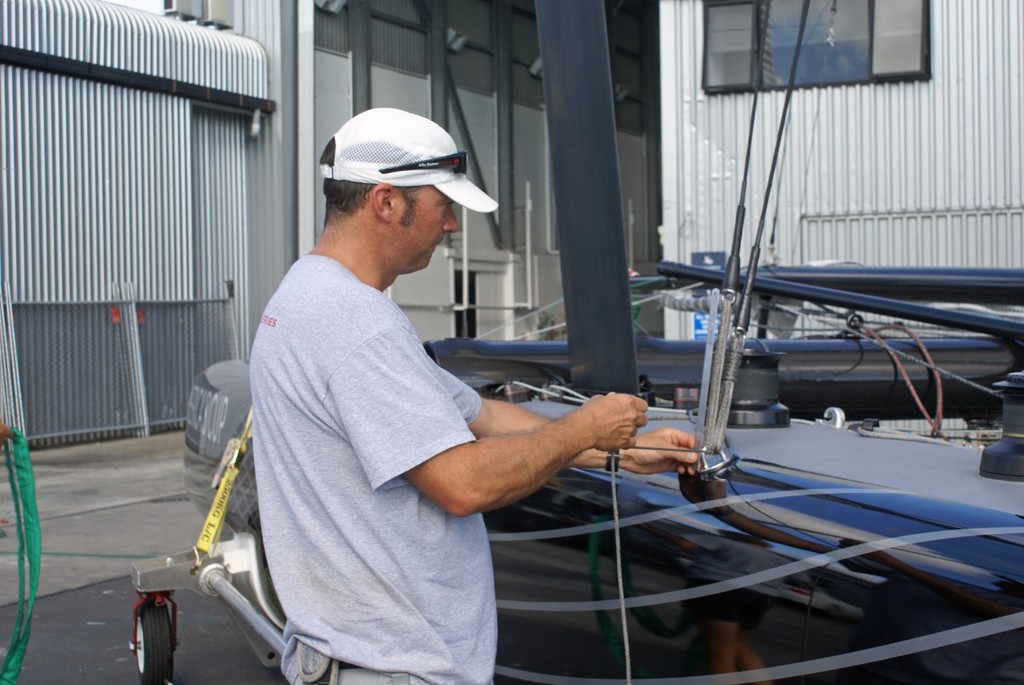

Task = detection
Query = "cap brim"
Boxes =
[435,177,498,214]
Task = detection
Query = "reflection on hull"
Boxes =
[184,361,1024,684]
[485,461,1024,684]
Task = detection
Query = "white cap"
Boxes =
[320,108,498,214]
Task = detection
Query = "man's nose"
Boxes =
[444,213,460,234]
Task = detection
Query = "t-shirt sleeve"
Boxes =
[324,325,481,490]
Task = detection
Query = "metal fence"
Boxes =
[0,283,237,446]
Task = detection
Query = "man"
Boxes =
[250,107,698,685]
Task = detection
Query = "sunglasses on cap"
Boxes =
[379,151,467,175]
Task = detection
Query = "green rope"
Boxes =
[2,427,41,685]
[0,550,151,560]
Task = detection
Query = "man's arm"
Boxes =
[406,394,645,516]
[467,397,551,436]
[468,398,699,475]
[406,396,697,516]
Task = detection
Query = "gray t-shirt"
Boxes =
[250,255,492,684]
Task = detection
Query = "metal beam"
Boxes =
[659,261,1024,342]
[428,0,449,128]
[349,0,371,113]
[495,0,515,249]
[0,45,275,114]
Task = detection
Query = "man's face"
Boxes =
[394,186,459,274]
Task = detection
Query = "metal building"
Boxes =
[660,0,1023,337]
[1,0,663,443]
[1,0,274,441]
[3,0,1020,442]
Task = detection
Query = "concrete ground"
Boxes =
[0,431,283,684]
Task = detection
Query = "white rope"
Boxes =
[852,424,961,445]
[608,460,632,683]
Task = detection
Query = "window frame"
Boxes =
[701,0,931,94]
[868,0,931,81]
[702,0,759,93]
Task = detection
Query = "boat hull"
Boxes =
[184,361,1024,684]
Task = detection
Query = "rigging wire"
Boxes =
[771,302,1002,398]
[706,0,814,455]
[767,0,839,265]
[475,278,670,341]
[737,0,814,333]
[486,291,676,342]
[790,0,840,267]
[702,0,776,454]
[476,298,565,340]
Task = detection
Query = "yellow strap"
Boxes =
[193,408,253,557]
[234,409,254,466]
[195,463,239,556]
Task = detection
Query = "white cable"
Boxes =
[544,384,591,403]
[506,381,589,405]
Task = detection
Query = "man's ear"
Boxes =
[369,183,397,222]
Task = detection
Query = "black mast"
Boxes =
[534,0,638,394]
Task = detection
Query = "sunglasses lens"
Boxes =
[379,151,467,175]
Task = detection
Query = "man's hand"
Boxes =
[573,393,649,452]
[620,427,699,477]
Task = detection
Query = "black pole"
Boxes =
[535,0,638,393]
[722,0,773,297]
[736,0,813,332]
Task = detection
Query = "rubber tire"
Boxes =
[136,602,174,685]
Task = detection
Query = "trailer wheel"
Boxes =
[135,601,174,685]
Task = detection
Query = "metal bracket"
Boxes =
[698,451,741,480]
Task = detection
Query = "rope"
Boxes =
[608,462,633,684]
[2,423,41,685]
[855,322,945,437]
[773,302,1002,399]
[852,424,956,445]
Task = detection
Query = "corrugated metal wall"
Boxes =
[193,107,250,335]
[2,69,193,302]
[660,0,1023,273]
[1,0,266,97]
[2,0,266,307]
[236,0,297,353]
[1,0,269,441]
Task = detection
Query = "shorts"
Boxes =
[684,577,774,630]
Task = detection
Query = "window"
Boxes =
[705,3,757,89]
[702,0,929,93]
[872,1,928,76]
